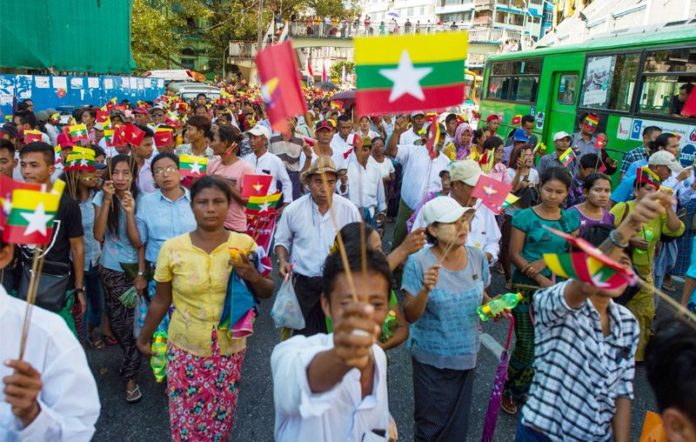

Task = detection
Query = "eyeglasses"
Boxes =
[153,166,178,176]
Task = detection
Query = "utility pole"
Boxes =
[257,0,264,49]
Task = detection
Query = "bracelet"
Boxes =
[137,271,145,276]
[609,230,629,249]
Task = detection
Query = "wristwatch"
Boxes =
[137,271,146,277]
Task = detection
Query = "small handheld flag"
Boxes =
[179,155,208,177]
[543,252,632,290]
[511,115,522,126]
[68,124,88,142]
[558,147,576,166]
[241,174,273,198]
[471,174,513,214]
[154,127,174,147]
[23,130,43,144]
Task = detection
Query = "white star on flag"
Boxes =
[20,202,54,237]
[253,183,264,193]
[190,160,202,175]
[379,50,433,103]
[259,201,270,213]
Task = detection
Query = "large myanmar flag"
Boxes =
[355,32,468,115]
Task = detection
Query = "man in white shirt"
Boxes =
[1,236,100,442]
[243,124,294,205]
[347,140,386,227]
[398,111,427,146]
[387,119,450,250]
[274,156,361,336]
[272,245,392,442]
[330,115,355,160]
[300,120,349,195]
[411,160,502,264]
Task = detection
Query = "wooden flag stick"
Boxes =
[635,277,696,327]
[18,246,45,361]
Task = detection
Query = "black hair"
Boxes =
[425,224,439,245]
[445,113,457,124]
[579,153,599,169]
[150,152,179,177]
[104,155,139,236]
[133,123,154,139]
[187,115,212,133]
[196,92,207,99]
[680,83,694,93]
[14,110,38,129]
[92,144,106,158]
[0,139,15,156]
[337,114,351,124]
[194,103,208,113]
[370,136,385,146]
[521,115,534,125]
[648,133,678,152]
[321,241,392,303]
[81,108,96,120]
[337,222,377,249]
[645,320,696,424]
[642,125,661,138]
[17,100,32,111]
[540,166,572,189]
[190,175,232,205]
[20,142,54,165]
[483,136,504,150]
[215,125,244,146]
[583,172,611,191]
[472,129,485,145]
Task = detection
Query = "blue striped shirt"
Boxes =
[521,281,639,441]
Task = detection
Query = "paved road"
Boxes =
[87,224,670,441]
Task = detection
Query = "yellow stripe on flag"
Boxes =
[587,256,603,275]
[11,189,60,212]
[51,179,65,197]
[248,193,282,205]
[543,253,569,278]
[354,32,469,65]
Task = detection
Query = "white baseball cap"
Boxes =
[422,196,468,225]
[553,131,572,142]
[246,124,271,140]
[649,150,684,173]
[449,159,482,187]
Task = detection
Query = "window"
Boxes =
[579,53,640,111]
[486,59,541,102]
[510,13,524,26]
[638,46,696,118]
[557,74,578,104]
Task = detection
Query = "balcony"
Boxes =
[474,0,493,9]
[227,41,258,60]
[468,27,522,42]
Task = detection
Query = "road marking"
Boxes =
[481,333,503,359]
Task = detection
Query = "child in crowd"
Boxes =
[568,153,600,207]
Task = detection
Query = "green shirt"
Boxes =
[511,207,581,284]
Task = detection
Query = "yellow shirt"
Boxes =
[154,232,258,357]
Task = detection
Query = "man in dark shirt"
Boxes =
[18,142,85,314]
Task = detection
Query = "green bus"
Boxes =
[479,21,696,177]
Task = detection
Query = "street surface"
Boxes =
[88,223,667,441]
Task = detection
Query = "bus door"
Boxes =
[545,72,580,144]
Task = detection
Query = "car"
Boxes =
[166,81,222,102]
[142,69,197,83]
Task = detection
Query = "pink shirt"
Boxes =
[208,158,255,232]
[487,163,512,185]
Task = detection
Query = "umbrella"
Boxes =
[387,11,399,18]
[481,313,516,442]
[330,90,356,111]
[316,81,337,91]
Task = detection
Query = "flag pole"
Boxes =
[18,246,46,360]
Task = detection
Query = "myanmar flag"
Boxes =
[0,176,42,225]
[69,124,88,142]
[179,155,208,177]
[3,188,60,245]
[246,193,282,216]
[103,129,115,146]
[355,32,468,115]
[543,252,630,290]
[23,130,43,144]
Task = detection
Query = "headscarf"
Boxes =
[453,123,473,160]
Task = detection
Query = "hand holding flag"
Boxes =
[471,174,513,214]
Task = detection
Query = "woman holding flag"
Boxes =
[136,176,273,441]
[503,166,580,415]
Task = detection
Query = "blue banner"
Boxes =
[0,74,165,118]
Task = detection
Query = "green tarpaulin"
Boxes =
[0,0,136,73]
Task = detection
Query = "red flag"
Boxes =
[256,41,308,134]
[471,174,512,214]
[96,109,110,124]
[241,174,272,198]
[322,63,328,82]
[0,175,42,225]
[154,128,174,147]
[113,125,128,147]
[511,114,522,125]
[124,124,146,146]
[682,86,696,117]
[23,130,43,144]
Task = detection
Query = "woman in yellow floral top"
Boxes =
[137,176,274,441]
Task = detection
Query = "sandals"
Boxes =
[501,393,518,415]
[88,333,105,350]
[126,383,142,403]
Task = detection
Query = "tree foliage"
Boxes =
[329,61,354,85]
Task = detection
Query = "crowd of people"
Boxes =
[0,89,695,442]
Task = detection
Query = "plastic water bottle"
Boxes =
[477,293,523,321]
[150,331,167,383]
[381,310,398,342]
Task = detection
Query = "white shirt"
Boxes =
[347,157,386,213]
[372,157,395,180]
[274,194,361,277]
[0,288,100,441]
[330,134,354,161]
[412,202,502,264]
[45,124,59,146]
[272,333,389,442]
[243,151,294,203]
[399,129,422,146]
[395,144,450,210]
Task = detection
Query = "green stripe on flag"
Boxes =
[356,59,465,89]
[7,207,56,227]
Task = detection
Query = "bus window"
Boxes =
[557,74,578,104]
[486,59,541,103]
[638,47,696,118]
[579,53,639,111]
